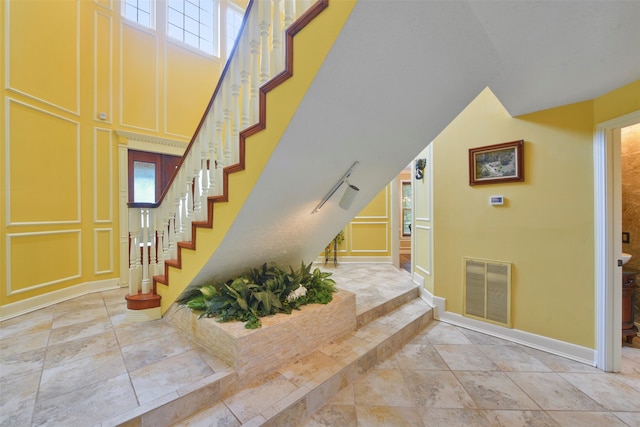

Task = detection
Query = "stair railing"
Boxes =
[126,0,323,316]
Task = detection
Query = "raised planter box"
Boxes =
[165,289,356,385]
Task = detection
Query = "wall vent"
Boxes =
[463,257,512,327]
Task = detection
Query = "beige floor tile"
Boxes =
[395,343,449,370]
[171,401,241,427]
[520,346,602,373]
[0,371,40,427]
[477,345,552,372]
[38,348,127,399]
[418,408,492,426]
[114,317,175,348]
[548,411,629,426]
[482,409,559,426]
[223,373,297,423]
[506,372,603,411]
[130,350,214,404]
[435,344,498,371]
[0,307,54,340]
[43,329,119,369]
[353,369,417,407]
[48,317,114,345]
[457,328,514,345]
[0,347,46,382]
[278,351,344,388]
[31,373,138,426]
[453,371,540,410]
[356,405,425,427]
[416,322,473,345]
[301,404,357,427]
[121,327,199,372]
[0,328,50,358]
[612,411,640,426]
[403,370,476,409]
[559,372,640,411]
[53,293,106,314]
[51,304,110,329]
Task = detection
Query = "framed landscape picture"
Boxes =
[469,140,524,186]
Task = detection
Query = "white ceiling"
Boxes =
[189,0,640,287]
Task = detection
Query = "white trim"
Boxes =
[94,127,114,223]
[354,185,388,219]
[116,130,188,155]
[4,0,81,116]
[421,288,595,366]
[349,222,389,253]
[314,256,392,265]
[94,228,115,275]
[5,98,82,226]
[594,109,640,372]
[414,225,432,276]
[94,10,113,124]
[0,278,121,321]
[6,230,82,296]
[119,20,159,132]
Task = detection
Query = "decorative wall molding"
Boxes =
[94,10,113,124]
[414,225,432,275]
[5,230,82,296]
[349,222,389,253]
[119,20,159,132]
[116,129,188,155]
[0,277,120,321]
[4,0,81,116]
[354,185,388,219]
[5,98,81,226]
[94,0,113,11]
[94,127,113,223]
[94,228,114,274]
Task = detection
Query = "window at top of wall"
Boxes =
[167,0,218,56]
[122,0,155,29]
[225,3,244,57]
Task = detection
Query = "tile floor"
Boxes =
[1,264,639,426]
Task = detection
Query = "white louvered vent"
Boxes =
[463,257,512,327]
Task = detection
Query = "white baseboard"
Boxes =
[419,287,596,367]
[0,278,122,321]
[314,256,392,265]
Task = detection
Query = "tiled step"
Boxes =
[355,285,421,328]
[172,297,434,427]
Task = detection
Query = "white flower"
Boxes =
[286,284,308,302]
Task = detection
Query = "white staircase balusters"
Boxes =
[140,209,151,294]
[128,208,141,295]
[126,0,320,314]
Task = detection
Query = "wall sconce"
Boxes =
[415,158,426,181]
[312,161,359,214]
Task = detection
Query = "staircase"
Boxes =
[104,270,434,427]
[124,0,357,319]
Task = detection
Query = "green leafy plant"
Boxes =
[177,262,336,329]
[325,230,345,258]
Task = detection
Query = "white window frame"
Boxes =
[225,2,244,58]
[166,0,219,57]
[121,0,155,29]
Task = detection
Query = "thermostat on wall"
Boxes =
[490,195,504,206]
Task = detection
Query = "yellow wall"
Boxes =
[1,0,221,311]
[425,83,640,349]
[328,184,392,261]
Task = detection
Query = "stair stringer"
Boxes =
[154,0,358,313]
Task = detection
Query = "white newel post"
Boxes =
[140,209,151,294]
